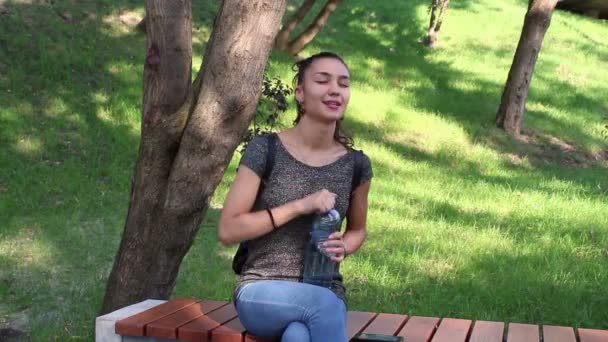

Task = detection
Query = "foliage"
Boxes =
[239,75,292,152]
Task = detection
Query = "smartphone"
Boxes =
[352,333,404,342]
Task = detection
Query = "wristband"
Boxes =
[266,207,277,230]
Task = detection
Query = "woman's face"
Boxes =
[296,57,350,123]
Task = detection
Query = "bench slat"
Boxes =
[146,300,228,339]
[112,299,608,342]
[210,317,247,342]
[578,328,608,342]
[542,325,576,342]
[507,323,539,342]
[115,298,199,336]
[178,303,239,342]
[347,311,378,340]
[469,320,505,342]
[432,318,472,342]
[397,316,440,342]
[359,313,409,336]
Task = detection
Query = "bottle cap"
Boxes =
[327,209,340,221]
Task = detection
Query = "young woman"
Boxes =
[218,52,373,342]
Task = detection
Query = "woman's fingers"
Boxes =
[322,233,346,263]
[328,232,342,240]
[303,189,337,214]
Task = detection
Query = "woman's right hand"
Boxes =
[298,189,337,215]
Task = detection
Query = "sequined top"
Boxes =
[235,134,373,303]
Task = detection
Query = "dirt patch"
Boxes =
[0,328,25,341]
[514,130,607,167]
[0,3,9,16]
[0,308,30,342]
[486,129,607,168]
[593,148,608,161]
[103,8,144,29]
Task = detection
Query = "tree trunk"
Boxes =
[101,0,287,315]
[495,0,557,134]
[275,0,317,51]
[435,0,450,35]
[425,0,450,48]
[286,0,343,56]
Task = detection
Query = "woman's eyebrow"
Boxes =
[313,71,350,79]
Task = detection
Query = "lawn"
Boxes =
[0,0,607,339]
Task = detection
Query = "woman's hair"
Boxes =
[292,51,354,148]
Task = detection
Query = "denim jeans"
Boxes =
[235,280,347,342]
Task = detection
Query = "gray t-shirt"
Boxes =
[235,134,373,302]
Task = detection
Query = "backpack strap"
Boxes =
[348,149,364,212]
[232,133,277,275]
[351,149,364,195]
[261,133,277,183]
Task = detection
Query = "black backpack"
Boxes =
[231,133,365,274]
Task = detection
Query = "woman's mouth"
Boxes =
[323,100,342,110]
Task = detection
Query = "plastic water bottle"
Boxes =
[302,209,341,287]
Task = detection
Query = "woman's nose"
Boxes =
[328,81,340,95]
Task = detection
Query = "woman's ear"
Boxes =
[295,85,304,103]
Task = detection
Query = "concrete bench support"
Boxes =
[96,299,166,342]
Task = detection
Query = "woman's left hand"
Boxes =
[321,232,347,263]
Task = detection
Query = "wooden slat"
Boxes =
[147,301,228,339]
[507,323,539,342]
[210,317,247,342]
[115,298,199,336]
[178,303,240,342]
[359,313,409,336]
[469,321,505,342]
[578,328,608,342]
[432,318,472,342]
[543,325,576,342]
[347,311,378,339]
[397,316,440,342]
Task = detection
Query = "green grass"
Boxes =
[1,0,607,339]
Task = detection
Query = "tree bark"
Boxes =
[101,0,287,315]
[425,0,450,48]
[286,0,343,56]
[495,0,558,134]
[275,0,317,51]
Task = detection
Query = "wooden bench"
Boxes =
[108,298,608,342]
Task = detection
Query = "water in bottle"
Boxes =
[302,209,341,288]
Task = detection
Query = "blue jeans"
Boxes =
[235,280,347,342]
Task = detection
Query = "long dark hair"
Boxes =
[292,51,354,148]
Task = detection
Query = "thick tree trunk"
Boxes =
[425,0,450,48]
[286,0,343,56]
[101,0,287,315]
[495,0,557,134]
[275,0,316,51]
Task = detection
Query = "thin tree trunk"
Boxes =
[101,0,287,315]
[496,0,557,134]
[275,0,316,51]
[286,0,343,56]
[435,0,450,33]
[425,0,450,48]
